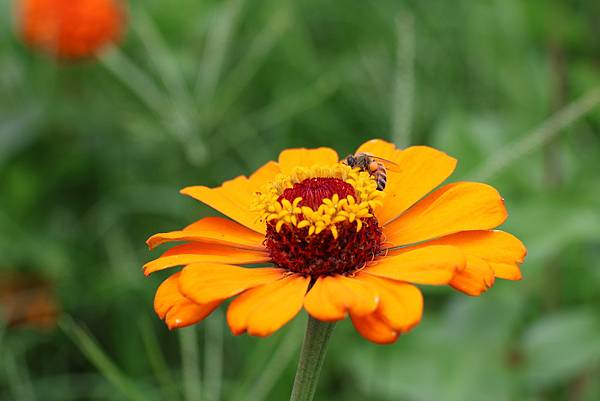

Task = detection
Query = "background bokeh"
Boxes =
[2,0,600,400]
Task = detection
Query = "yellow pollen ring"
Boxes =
[252,163,384,237]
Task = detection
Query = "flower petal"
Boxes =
[146,217,266,251]
[179,264,285,304]
[303,275,379,322]
[350,313,399,345]
[364,245,465,284]
[278,147,339,174]
[179,160,280,234]
[355,139,403,161]
[227,274,310,336]
[181,179,263,234]
[436,230,525,280]
[356,140,457,224]
[396,230,525,281]
[143,243,270,276]
[383,182,508,246]
[249,161,281,187]
[154,272,221,330]
[449,255,495,296]
[354,273,423,332]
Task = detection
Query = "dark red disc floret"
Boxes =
[265,217,382,277]
[278,177,356,210]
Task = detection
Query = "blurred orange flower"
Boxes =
[145,139,526,344]
[0,271,60,330]
[18,0,125,59]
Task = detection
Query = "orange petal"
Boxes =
[440,230,525,280]
[278,147,339,174]
[449,255,495,296]
[363,245,465,284]
[154,272,221,330]
[355,139,404,161]
[383,182,508,246]
[354,274,423,332]
[227,274,310,336]
[143,243,270,276]
[356,140,457,224]
[397,230,526,281]
[146,216,266,251]
[181,180,263,233]
[350,313,399,345]
[179,264,285,304]
[303,275,379,322]
[178,160,280,234]
[249,161,281,187]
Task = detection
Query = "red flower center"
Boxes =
[278,177,355,209]
[266,177,382,277]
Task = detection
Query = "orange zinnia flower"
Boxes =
[145,139,526,344]
[18,0,125,59]
[0,271,60,330]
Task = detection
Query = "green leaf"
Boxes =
[522,309,600,387]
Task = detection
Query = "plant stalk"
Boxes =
[289,316,335,401]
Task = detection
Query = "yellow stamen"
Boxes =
[252,163,384,236]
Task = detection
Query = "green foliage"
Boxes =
[1,0,600,400]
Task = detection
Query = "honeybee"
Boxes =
[342,152,400,191]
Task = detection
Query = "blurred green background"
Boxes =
[2,0,600,400]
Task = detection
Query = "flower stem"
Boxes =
[289,316,335,401]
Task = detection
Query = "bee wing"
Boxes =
[369,156,402,173]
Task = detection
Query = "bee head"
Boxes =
[344,154,357,166]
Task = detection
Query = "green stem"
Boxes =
[289,316,335,401]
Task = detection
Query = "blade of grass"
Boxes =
[133,8,203,153]
[105,226,139,287]
[206,6,292,126]
[391,12,415,148]
[139,317,182,401]
[195,0,246,101]
[244,323,302,401]
[99,46,206,164]
[207,64,343,161]
[98,46,167,116]
[468,86,600,181]
[2,348,37,401]
[251,51,376,132]
[179,327,202,401]
[203,311,223,401]
[230,318,303,401]
[23,372,108,401]
[231,335,282,398]
[59,316,149,401]
[248,67,341,131]
[133,7,195,110]
[0,309,6,346]
[229,336,285,401]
